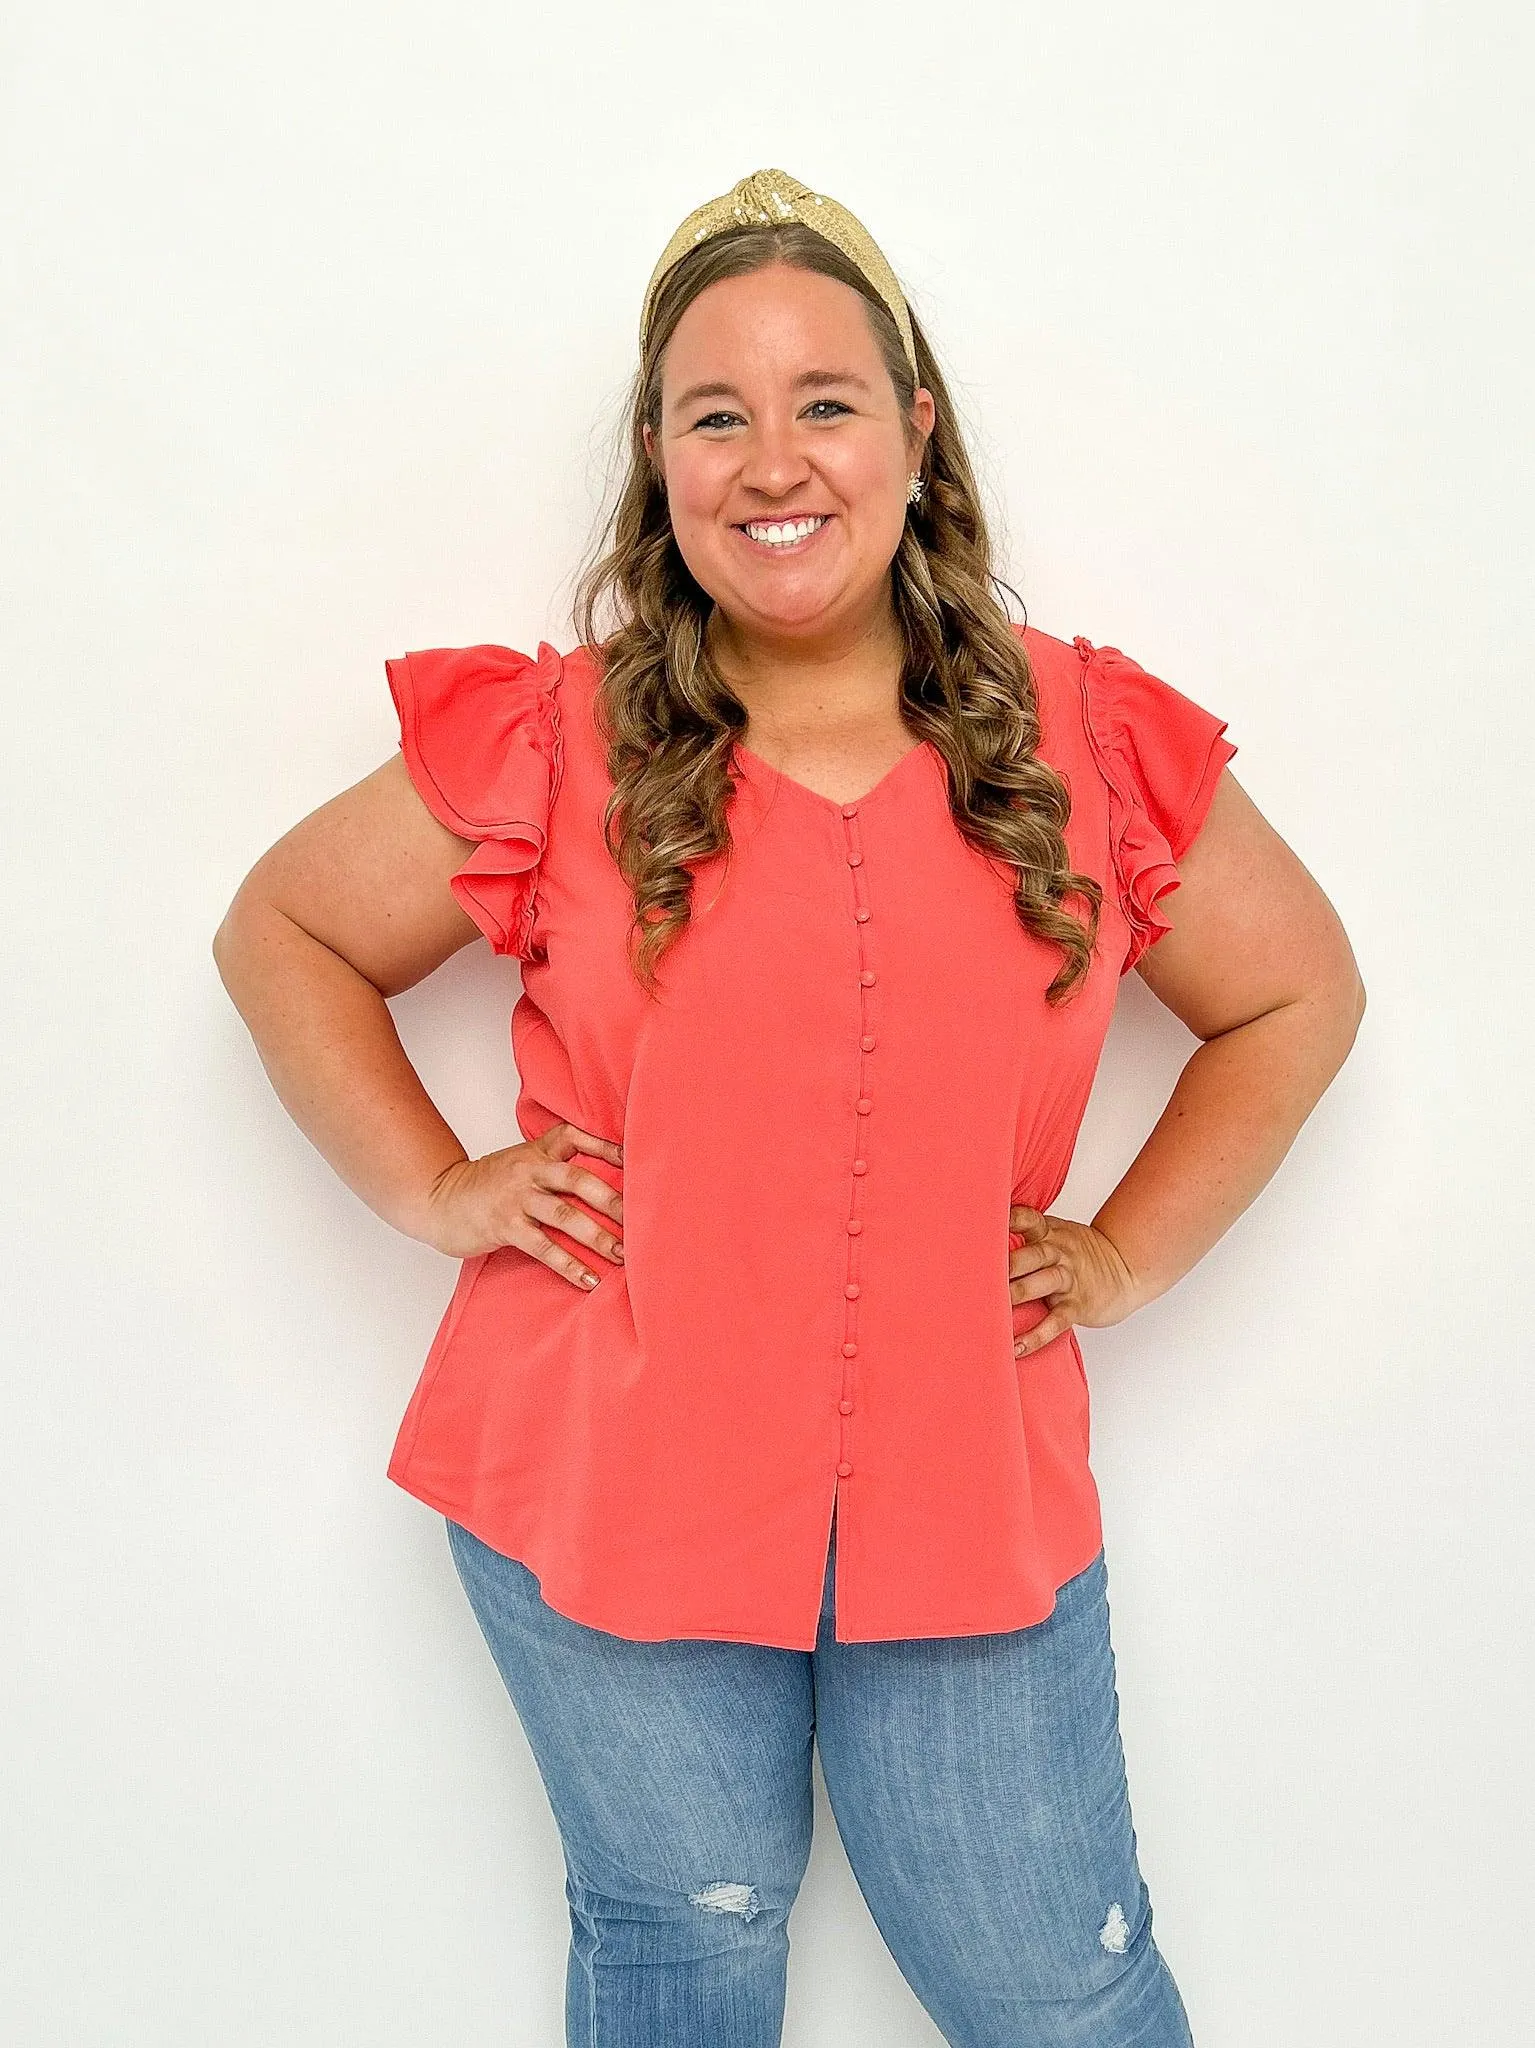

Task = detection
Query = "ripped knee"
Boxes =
[689,1880,761,1923]
[1098,1901,1130,1953]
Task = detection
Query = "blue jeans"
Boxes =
[446,1507,1195,2048]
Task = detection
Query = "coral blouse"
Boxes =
[383,624,1237,1648]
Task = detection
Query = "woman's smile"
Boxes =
[732,513,834,555]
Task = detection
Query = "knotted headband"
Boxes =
[639,167,918,379]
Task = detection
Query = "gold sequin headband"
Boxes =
[639,167,918,379]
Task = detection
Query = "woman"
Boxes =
[214,168,1365,2047]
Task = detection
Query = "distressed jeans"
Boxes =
[446,1506,1196,2048]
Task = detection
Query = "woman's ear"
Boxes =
[642,423,666,498]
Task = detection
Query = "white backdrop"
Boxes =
[5,3,1530,2043]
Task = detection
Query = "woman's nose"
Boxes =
[738,425,812,498]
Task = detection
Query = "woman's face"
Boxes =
[643,262,935,646]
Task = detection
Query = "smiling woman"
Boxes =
[586,204,1115,1002]
[212,165,1365,2048]
[642,277,930,678]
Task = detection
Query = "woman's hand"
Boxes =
[422,1123,626,1287]
[1007,1206,1142,1357]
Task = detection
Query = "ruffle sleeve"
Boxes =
[385,640,565,960]
[1074,635,1238,976]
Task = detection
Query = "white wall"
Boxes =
[5,3,1529,2042]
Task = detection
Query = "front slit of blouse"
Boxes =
[381,624,1238,1648]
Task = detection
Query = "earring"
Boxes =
[906,471,927,506]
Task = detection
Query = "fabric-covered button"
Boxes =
[846,1219,863,1235]
[860,1035,876,1051]
[856,1097,873,1114]
[842,1341,857,1357]
[844,1282,860,1299]
[847,852,863,867]
[855,908,871,923]
[852,1159,868,1174]
[859,970,877,986]
[839,1399,854,1415]
[840,803,858,818]
[837,1462,854,1477]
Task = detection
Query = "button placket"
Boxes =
[837,801,875,1488]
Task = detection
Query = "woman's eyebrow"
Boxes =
[672,369,873,409]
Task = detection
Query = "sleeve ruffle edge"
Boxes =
[385,640,565,959]
[1072,635,1237,976]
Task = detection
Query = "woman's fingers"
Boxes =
[1015,1305,1074,1355]
[1009,1250,1072,1355]
[1008,1205,1074,1356]
[540,1151,624,1231]
[1007,1208,1067,1297]
[1006,1206,1143,1351]
[421,1128,626,1283]
[519,1186,625,1288]
[517,1132,625,1288]
[1009,1252,1071,1303]
[545,1121,625,1170]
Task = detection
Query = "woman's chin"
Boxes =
[723,574,855,634]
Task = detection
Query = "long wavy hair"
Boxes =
[570,221,1103,1003]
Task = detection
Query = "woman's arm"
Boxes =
[213,756,480,1237]
[1093,766,1366,1300]
[1009,770,1367,1347]
[212,756,625,1283]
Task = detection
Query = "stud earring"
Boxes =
[906,472,927,506]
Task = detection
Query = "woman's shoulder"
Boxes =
[1011,619,1079,669]
[1005,620,1097,762]
[1011,621,1239,971]
[1009,621,1234,784]
[1009,619,1096,710]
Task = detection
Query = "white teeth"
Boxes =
[743,516,826,547]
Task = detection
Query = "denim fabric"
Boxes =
[446,1508,1195,2048]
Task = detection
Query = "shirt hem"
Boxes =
[391,1465,1106,1651]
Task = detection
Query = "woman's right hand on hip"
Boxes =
[422,1123,625,1285]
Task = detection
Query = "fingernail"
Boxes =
[613,1243,625,1260]
[583,1273,598,1288]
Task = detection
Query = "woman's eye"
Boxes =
[692,399,852,432]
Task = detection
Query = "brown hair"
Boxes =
[570,222,1103,1002]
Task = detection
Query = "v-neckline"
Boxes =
[731,736,933,814]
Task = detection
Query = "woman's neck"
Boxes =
[707,602,908,746]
